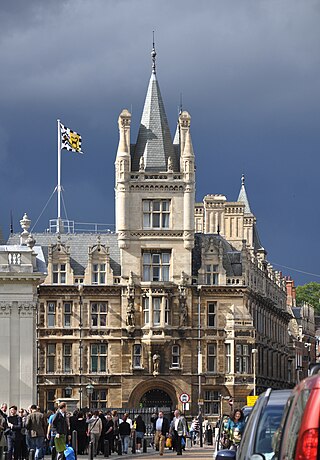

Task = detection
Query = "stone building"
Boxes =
[5,46,311,416]
[0,214,45,408]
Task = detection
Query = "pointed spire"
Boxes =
[237,174,252,213]
[132,42,177,171]
[183,130,194,158]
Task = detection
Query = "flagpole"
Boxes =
[57,119,61,233]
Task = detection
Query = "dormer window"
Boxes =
[92,263,106,284]
[205,264,219,285]
[143,200,170,229]
[53,263,66,284]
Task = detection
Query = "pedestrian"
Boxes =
[169,410,187,456]
[104,412,114,456]
[0,409,6,460]
[6,405,23,460]
[133,415,146,453]
[86,411,102,456]
[52,402,69,460]
[224,409,245,451]
[74,412,87,455]
[154,411,170,456]
[0,404,7,420]
[46,410,57,453]
[111,410,120,453]
[98,411,107,455]
[19,409,28,460]
[25,405,47,460]
[118,414,131,454]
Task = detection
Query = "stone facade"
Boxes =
[0,214,45,408]
[4,47,316,417]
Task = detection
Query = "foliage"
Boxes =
[296,282,320,313]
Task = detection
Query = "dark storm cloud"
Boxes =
[0,0,319,284]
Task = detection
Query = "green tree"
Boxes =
[296,282,320,313]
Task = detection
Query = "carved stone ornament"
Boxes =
[0,302,11,316]
[18,302,37,317]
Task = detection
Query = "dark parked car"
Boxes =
[215,388,292,460]
[273,365,320,460]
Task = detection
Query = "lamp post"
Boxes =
[252,349,258,396]
[86,383,94,409]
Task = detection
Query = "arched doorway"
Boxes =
[140,388,172,408]
[128,378,179,409]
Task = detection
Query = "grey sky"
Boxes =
[0,0,319,285]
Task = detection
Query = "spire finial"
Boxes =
[179,92,183,115]
[151,31,157,74]
[241,173,245,186]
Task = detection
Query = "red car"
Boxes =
[274,365,320,460]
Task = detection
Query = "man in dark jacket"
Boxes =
[154,411,170,456]
[6,406,22,460]
[52,403,69,460]
[26,405,47,460]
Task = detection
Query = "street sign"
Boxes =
[179,392,190,403]
[247,395,258,407]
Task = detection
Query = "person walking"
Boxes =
[104,412,114,457]
[154,411,170,456]
[87,411,102,457]
[52,402,69,460]
[118,414,131,454]
[170,410,187,456]
[224,409,245,451]
[133,415,146,453]
[6,406,23,460]
[25,405,47,460]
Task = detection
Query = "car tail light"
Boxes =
[296,428,319,460]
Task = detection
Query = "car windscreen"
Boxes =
[253,405,285,460]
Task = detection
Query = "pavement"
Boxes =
[48,446,216,460]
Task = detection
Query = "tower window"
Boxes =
[142,251,170,282]
[143,200,170,229]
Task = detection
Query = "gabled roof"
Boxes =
[7,233,121,276]
[131,50,178,172]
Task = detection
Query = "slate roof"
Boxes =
[193,233,243,277]
[237,180,252,214]
[7,233,121,276]
[131,72,179,172]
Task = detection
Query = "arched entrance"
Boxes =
[128,378,179,409]
[140,388,172,408]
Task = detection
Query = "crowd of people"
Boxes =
[0,401,212,460]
